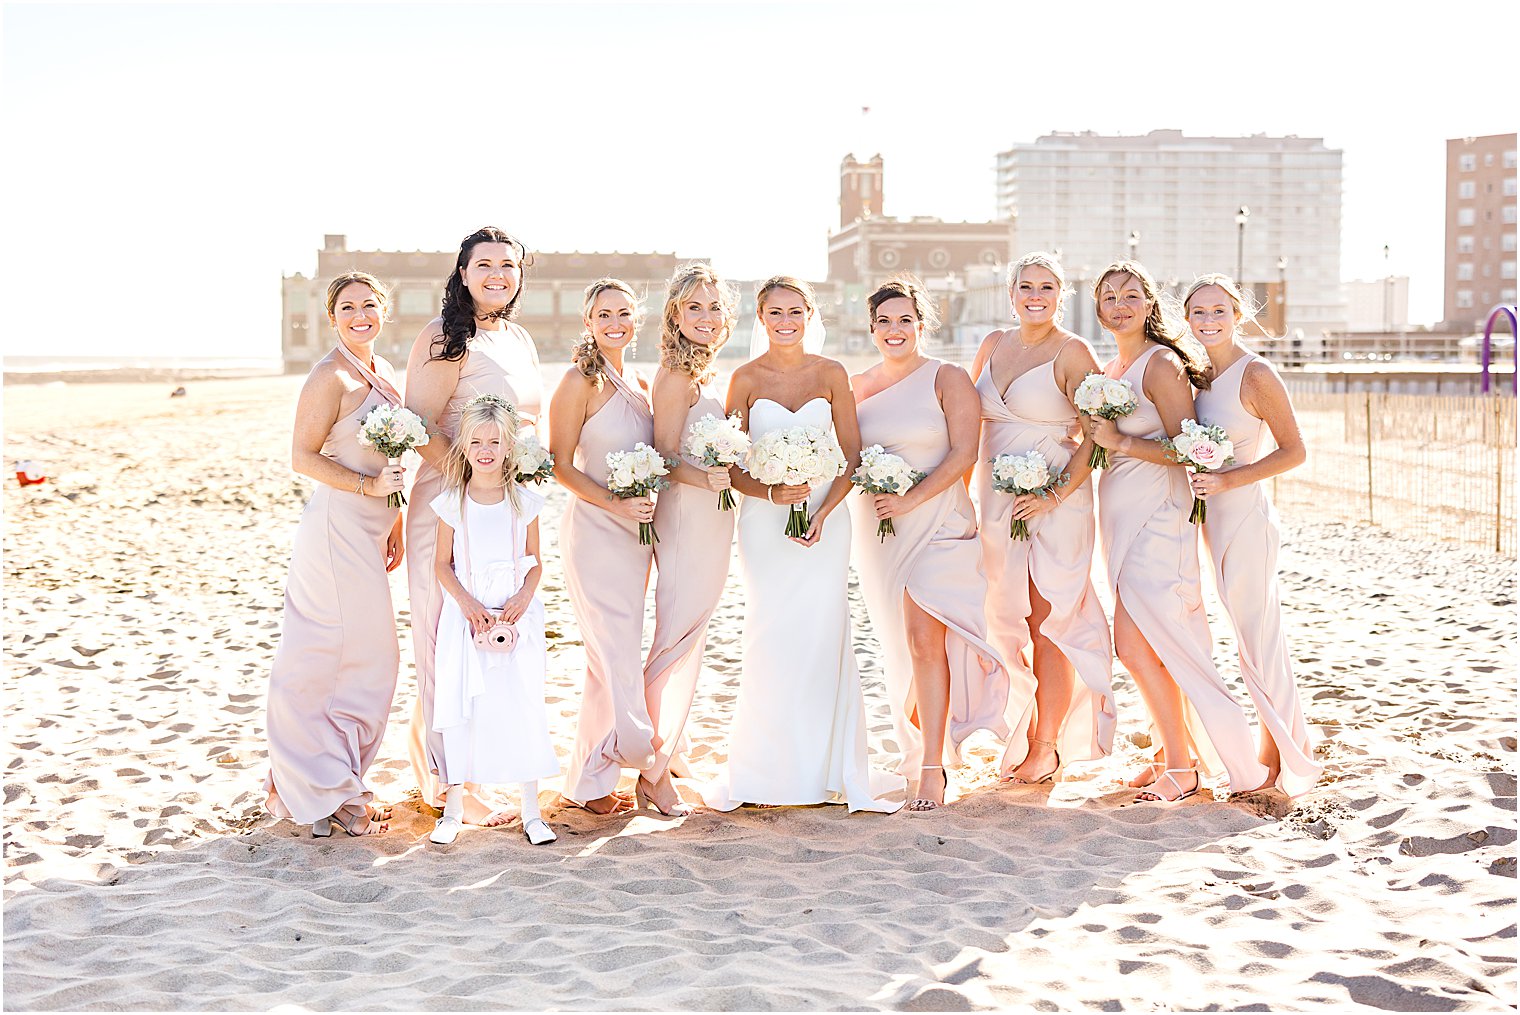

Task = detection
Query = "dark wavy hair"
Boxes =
[432,227,530,362]
[866,273,940,333]
[1094,260,1210,390]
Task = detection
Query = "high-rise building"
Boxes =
[994,130,1346,339]
[1442,133,1518,332]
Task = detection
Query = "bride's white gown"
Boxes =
[700,397,905,813]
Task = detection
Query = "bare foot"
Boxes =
[577,793,634,815]
[1231,766,1281,797]
[481,808,519,828]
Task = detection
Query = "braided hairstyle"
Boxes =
[432,227,529,363]
[574,278,642,390]
[1094,259,1210,390]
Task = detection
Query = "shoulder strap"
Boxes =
[334,343,402,406]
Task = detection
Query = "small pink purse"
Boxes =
[459,496,520,654]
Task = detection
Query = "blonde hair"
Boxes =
[660,263,737,383]
[755,275,817,317]
[866,273,940,333]
[1094,260,1210,390]
[1183,273,1261,322]
[324,271,391,319]
[1007,251,1069,324]
[439,395,523,514]
[574,278,642,390]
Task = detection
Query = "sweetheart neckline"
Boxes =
[752,395,830,414]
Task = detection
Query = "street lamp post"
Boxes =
[1382,244,1392,334]
[1235,206,1250,283]
[1128,230,1140,263]
[1276,255,1288,337]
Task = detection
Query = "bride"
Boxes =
[699,276,904,813]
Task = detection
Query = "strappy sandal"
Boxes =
[1134,767,1200,805]
[906,766,947,812]
[635,775,694,817]
[326,809,389,836]
[1004,738,1061,785]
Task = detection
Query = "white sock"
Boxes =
[519,782,541,824]
[443,784,464,821]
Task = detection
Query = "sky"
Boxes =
[2,0,1515,360]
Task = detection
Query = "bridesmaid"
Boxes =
[641,264,740,816]
[552,278,657,814]
[1084,260,1269,803]
[265,271,407,837]
[968,252,1116,785]
[404,227,543,825]
[850,275,1010,811]
[1184,274,1321,797]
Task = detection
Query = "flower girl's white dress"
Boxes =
[430,488,558,784]
[699,397,904,813]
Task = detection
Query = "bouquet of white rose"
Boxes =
[851,445,925,543]
[1162,418,1235,525]
[683,412,750,511]
[744,425,848,538]
[605,442,671,544]
[355,404,430,507]
[511,432,554,485]
[989,449,1068,540]
[1073,374,1139,470]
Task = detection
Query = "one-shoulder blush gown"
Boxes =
[700,397,905,813]
[1194,353,1321,797]
[561,370,659,804]
[974,337,1116,769]
[644,381,735,783]
[850,360,1011,776]
[407,324,543,808]
[1097,344,1268,792]
[265,374,401,825]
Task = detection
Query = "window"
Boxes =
[1459,235,1476,253]
[1505,178,1518,197]
[1459,153,1477,172]
[1504,261,1517,280]
[1456,290,1474,308]
[1503,288,1517,303]
[398,287,435,317]
[1504,234,1517,252]
[1459,181,1476,199]
[1505,150,1517,169]
[1457,263,1474,281]
[1506,206,1518,224]
[1458,208,1476,226]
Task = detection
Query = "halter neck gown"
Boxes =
[1097,344,1268,792]
[560,369,660,804]
[265,352,402,825]
[1193,352,1321,797]
[406,323,543,808]
[851,359,1011,776]
[643,379,736,784]
[974,335,1116,769]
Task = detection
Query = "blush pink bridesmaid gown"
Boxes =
[1194,353,1321,797]
[974,336,1116,769]
[561,369,659,804]
[1098,344,1268,792]
[406,324,542,808]
[643,382,735,783]
[265,360,401,826]
[851,360,1011,776]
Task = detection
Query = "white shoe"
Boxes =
[523,817,557,845]
[430,815,462,844]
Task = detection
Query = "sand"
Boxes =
[3,374,1516,1011]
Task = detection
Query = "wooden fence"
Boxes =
[1275,388,1516,555]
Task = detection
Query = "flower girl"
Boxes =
[429,394,559,846]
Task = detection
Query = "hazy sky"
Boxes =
[3,1,1514,359]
